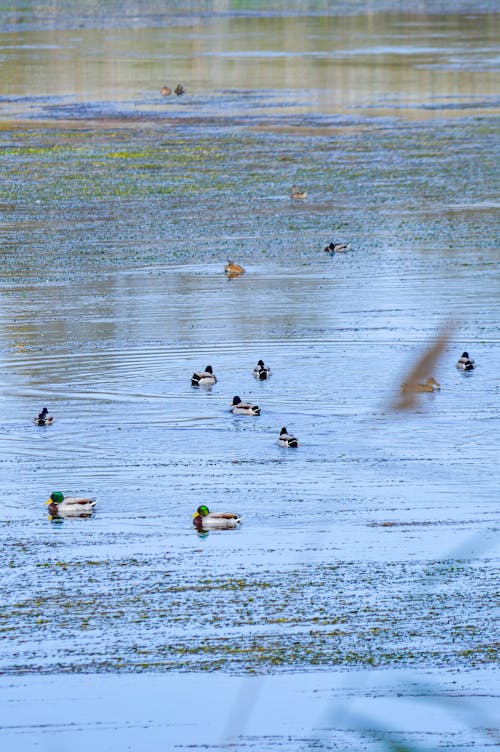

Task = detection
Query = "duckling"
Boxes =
[175,84,185,96]
[253,359,272,380]
[192,504,243,530]
[401,377,441,393]
[457,352,475,371]
[278,426,299,447]
[160,86,172,96]
[231,396,260,415]
[45,491,96,518]
[191,365,217,387]
[324,241,351,253]
[290,185,307,199]
[34,407,54,426]
[224,260,245,278]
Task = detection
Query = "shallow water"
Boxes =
[0,2,499,750]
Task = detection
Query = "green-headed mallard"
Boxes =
[191,365,217,387]
[231,396,260,415]
[290,185,307,199]
[192,504,242,530]
[175,84,185,96]
[457,352,475,371]
[253,359,271,380]
[34,407,54,426]
[46,491,96,518]
[278,426,299,447]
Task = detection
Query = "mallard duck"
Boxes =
[175,84,185,96]
[224,260,245,278]
[401,377,441,394]
[192,504,243,530]
[324,241,351,253]
[45,491,96,518]
[278,426,299,447]
[160,86,172,96]
[34,407,54,426]
[457,352,475,371]
[253,359,272,380]
[191,365,217,387]
[290,185,307,199]
[231,396,260,415]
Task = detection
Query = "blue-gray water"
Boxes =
[0,2,499,750]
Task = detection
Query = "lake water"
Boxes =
[0,2,499,750]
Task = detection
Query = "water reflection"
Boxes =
[0,12,498,120]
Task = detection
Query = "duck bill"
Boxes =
[45,499,52,505]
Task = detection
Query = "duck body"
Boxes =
[324,242,351,253]
[231,396,260,415]
[278,426,299,447]
[225,260,245,278]
[253,359,272,380]
[401,377,441,394]
[191,365,217,387]
[290,185,307,199]
[46,491,96,518]
[457,352,475,371]
[192,505,243,530]
[34,407,54,426]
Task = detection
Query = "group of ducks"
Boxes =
[160,84,185,96]
[190,361,298,447]
[39,350,474,527]
[400,352,475,394]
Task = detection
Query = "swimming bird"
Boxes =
[231,396,260,415]
[324,241,351,253]
[34,407,54,426]
[253,359,272,380]
[457,352,475,371]
[160,86,172,96]
[45,491,96,518]
[401,377,441,394]
[191,365,217,387]
[175,84,185,96]
[278,426,299,447]
[192,504,243,530]
[290,185,307,199]
[225,260,245,278]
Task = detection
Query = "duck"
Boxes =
[278,426,299,447]
[34,407,54,426]
[324,241,351,253]
[401,377,441,393]
[231,396,260,415]
[175,84,185,96]
[253,359,272,380]
[192,504,243,530]
[224,260,245,278]
[45,491,96,518]
[290,185,307,199]
[191,365,217,387]
[457,352,475,371]
[160,86,172,96]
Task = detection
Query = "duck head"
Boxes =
[205,366,213,374]
[461,352,469,359]
[232,396,242,406]
[46,491,64,506]
[257,360,265,367]
[280,427,288,435]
